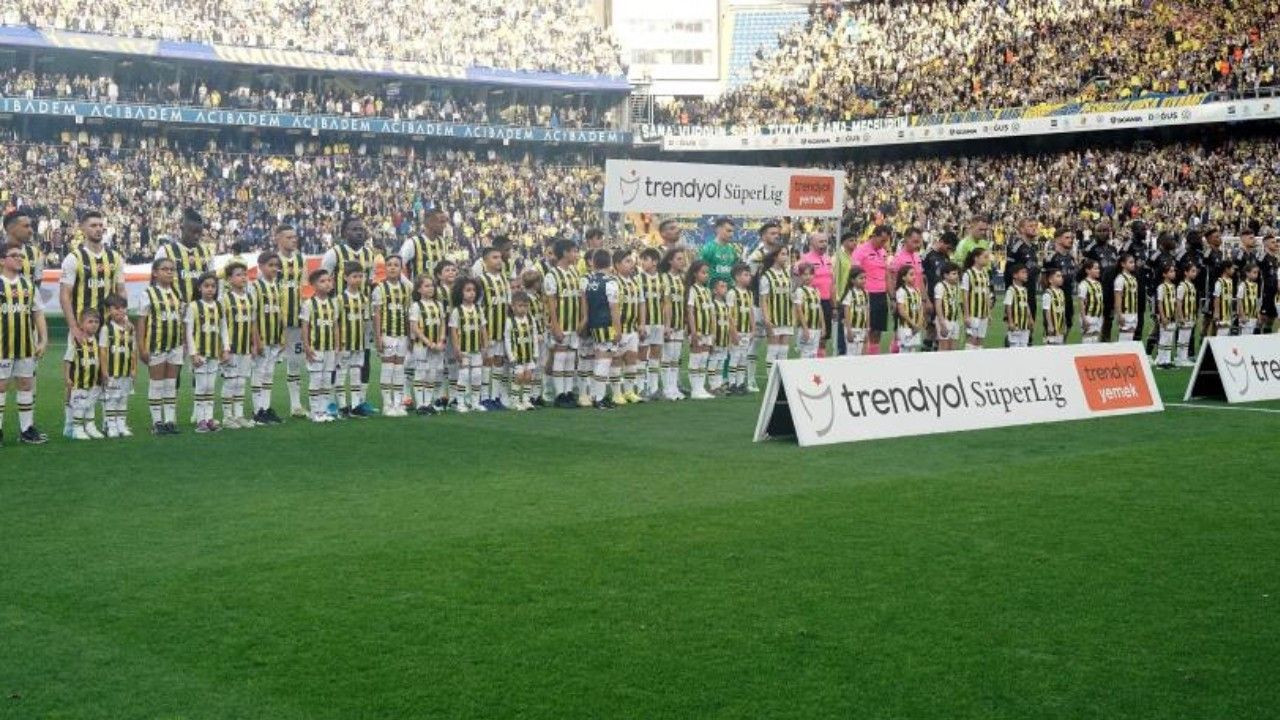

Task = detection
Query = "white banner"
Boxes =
[603,159,845,217]
[1184,334,1280,403]
[655,96,1279,152]
[755,343,1163,447]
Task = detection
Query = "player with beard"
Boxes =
[1003,218,1041,327]
[1119,221,1151,344]
[1195,227,1225,342]
[322,215,380,415]
[1043,227,1078,340]
[1144,231,1179,353]
[1084,220,1120,340]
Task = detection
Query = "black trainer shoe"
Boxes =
[152,422,168,435]
[530,396,547,407]
[592,400,613,410]
[265,408,284,424]
[164,422,180,435]
[19,426,48,444]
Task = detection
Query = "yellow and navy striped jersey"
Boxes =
[1239,279,1260,319]
[1043,288,1066,336]
[795,285,823,330]
[665,272,686,315]
[165,241,213,303]
[548,266,582,331]
[143,285,183,353]
[761,268,793,326]
[17,244,41,287]
[408,234,448,278]
[963,267,991,318]
[337,291,368,350]
[524,290,545,334]
[70,246,122,319]
[252,278,284,346]
[373,279,412,338]
[1177,280,1197,320]
[938,282,964,323]
[410,298,445,345]
[898,286,924,328]
[222,290,255,355]
[1157,281,1177,322]
[1215,277,1235,319]
[506,313,537,364]
[451,304,486,354]
[66,337,100,390]
[478,272,510,336]
[302,296,338,352]
[101,320,135,378]
[618,274,642,333]
[188,299,224,358]
[0,275,37,360]
[842,287,869,329]
[333,244,378,299]
[1006,285,1031,330]
[688,283,715,335]
[1117,272,1139,314]
[1080,278,1105,317]
[729,286,754,333]
[639,271,665,325]
[277,251,305,327]
[712,298,732,347]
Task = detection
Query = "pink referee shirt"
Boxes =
[851,241,889,293]
[800,250,834,300]
[889,247,925,293]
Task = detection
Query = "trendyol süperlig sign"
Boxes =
[603,159,845,218]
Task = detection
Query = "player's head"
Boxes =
[341,215,367,247]
[686,259,709,287]
[104,293,128,322]
[1,240,23,271]
[584,228,604,248]
[612,249,634,275]
[342,261,365,289]
[658,219,680,243]
[3,208,33,242]
[453,277,480,306]
[413,273,436,302]
[732,262,751,286]
[847,266,866,291]
[309,268,332,294]
[711,277,728,297]
[964,247,988,269]
[78,307,101,333]
[1179,260,1199,280]
[553,238,577,262]
[225,261,248,288]
[1078,258,1100,281]
[895,264,915,288]
[510,291,530,315]
[795,262,815,283]
[714,217,735,240]
[435,259,457,285]
[1119,253,1136,272]
[196,271,219,301]
[759,221,781,246]
[383,253,403,280]
[521,268,542,292]
[491,234,513,255]
[1043,267,1063,289]
[274,224,297,252]
[840,230,858,250]
[483,246,503,272]
[1008,263,1028,283]
[591,248,611,270]
[149,256,175,287]
[180,207,203,244]
[941,262,960,281]
[424,209,448,236]
[80,209,106,243]
[639,247,660,270]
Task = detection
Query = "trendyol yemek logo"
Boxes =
[618,169,642,205]
[795,374,836,437]
[1222,346,1250,395]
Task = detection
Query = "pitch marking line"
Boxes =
[1167,403,1280,414]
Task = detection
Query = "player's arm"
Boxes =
[112,262,125,299]
[32,306,47,358]
[135,303,151,364]
[576,284,588,335]
[59,254,81,340]
[543,275,562,340]
[760,279,774,331]
[371,287,385,346]
[608,282,621,339]
[1004,290,1014,327]
[219,316,231,363]
[97,327,111,385]
[726,290,739,345]
[185,304,203,367]
[449,319,462,361]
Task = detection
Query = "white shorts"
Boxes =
[222,354,252,379]
[1241,320,1258,334]
[1083,316,1103,336]
[412,346,445,372]
[1007,330,1031,347]
[768,325,794,338]
[591,339,617,355]
[643,324,665,347]
[105,376,133,400]
[0,357,36,381]
[193,358,221,375]
[550,331,580,351]
[381,336,409,358]
[69,387,99,413]
[306,350,337,374]
[753,308,767,337]
[458,351,483,369]
[690,332,715,348]
[484,340,506,359]
[965,317,989,340]
[937,320,959,341]
[285,327,303,361]
[338,350,365,369]
[511,362,535,377]
[253,345,282,374]
[844,328,866,355]
[578,335,595,355]
[896,326,922,349]
[797,327,822,345]
[1119,313,1138,332]
[619,332,640,354]
[1044,335,1064,345]
[147,346,185,367]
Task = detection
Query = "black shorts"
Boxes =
[868,292,889,332]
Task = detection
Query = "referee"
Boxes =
[851,225,892,354]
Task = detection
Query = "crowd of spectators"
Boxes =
[0,68,617,128]
[663,0,1280,126]
[3,0,625,77]
[0,134,605,266]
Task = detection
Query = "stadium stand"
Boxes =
[3,0,626,77]
[726,8,809,88]
[664,0,1280,126]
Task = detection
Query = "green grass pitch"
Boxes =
[2,323,1278,719]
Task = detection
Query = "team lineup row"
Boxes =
[1,211,1273,444]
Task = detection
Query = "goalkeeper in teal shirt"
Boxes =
[701,218,742,287]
